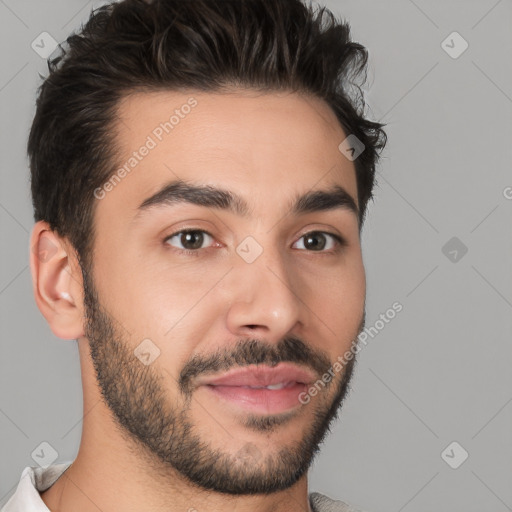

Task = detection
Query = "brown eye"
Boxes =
[165,230,214,251]
[293,231,344,252]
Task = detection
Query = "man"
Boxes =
[3,0,386,510]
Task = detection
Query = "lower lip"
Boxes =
[203,383,307,414]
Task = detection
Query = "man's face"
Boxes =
[82,89,366,494]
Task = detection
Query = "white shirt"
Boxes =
[1,462,364,512]
[1,462,73,511]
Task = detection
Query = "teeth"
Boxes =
[266,383,285,390]
[243,382,288,390]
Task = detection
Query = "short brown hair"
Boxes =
[28,0,387,273]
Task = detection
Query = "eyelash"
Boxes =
[163,228,347,257]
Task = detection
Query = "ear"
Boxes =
[29,221,85,340]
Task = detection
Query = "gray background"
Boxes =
[1,1,511,511]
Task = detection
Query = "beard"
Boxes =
[82,265,363,495]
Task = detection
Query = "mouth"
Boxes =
[196,362,316,415]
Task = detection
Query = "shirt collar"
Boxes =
[2,462,73,512]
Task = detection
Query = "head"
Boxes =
[29,0,386,496]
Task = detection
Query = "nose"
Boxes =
[225,244,303,343]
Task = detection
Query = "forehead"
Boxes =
[98,89,358,224]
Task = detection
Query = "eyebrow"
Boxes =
[132,179,359,223]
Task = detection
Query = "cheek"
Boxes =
[304,255,365,338]
[123,268,224,367]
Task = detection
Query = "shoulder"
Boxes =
[309,491,368,512]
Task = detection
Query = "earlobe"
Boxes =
[29,221,85,340]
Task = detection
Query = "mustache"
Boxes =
[179,337,332,395]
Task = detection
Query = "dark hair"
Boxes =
[28,0,387,273]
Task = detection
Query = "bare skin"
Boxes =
[30,88,366,512]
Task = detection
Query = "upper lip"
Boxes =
[197,362,317,388]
